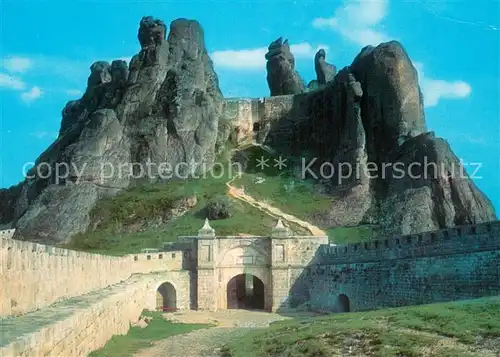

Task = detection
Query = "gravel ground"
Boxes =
[133,310,294,357]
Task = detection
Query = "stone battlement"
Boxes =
[3,219,500,319]
[223,95,295,123]
[317,221,500,265]
[0,229,15,239]
[0,236,184,317]
[221,95,298,145]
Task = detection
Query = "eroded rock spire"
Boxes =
[265,37,305,96]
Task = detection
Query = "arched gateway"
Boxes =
[161,218,328,312]
[337,294,350,313]
[156,282,177,312]
[226,274,265,310]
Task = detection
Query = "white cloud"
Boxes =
[21,86,43,103]
[2,56,33,73]
[455,133,488,146]
[291,43,330,57]
[312,0,390,47]
[312,1,471,108]
[0,73,26,90]
[211,42,329,70]
[212,48,267,70]
[414,62,472,107]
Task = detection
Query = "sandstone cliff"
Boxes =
[1,17,223,243]
[263,41,496,235]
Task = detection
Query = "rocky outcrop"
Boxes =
[350,42,426,160]
[314,49,336,85]
[121,18,223,179]
[1,25,495,243]
[263,40,496,235]
[0,184,22,225]
[377,132,497,235]
[2,16,223,243]
[265,38,306,96]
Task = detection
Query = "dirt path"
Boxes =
[225,142,327,237]
[133,310,292,357]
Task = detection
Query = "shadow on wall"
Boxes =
[163,239,198,309]
[262,78,348,164]
[274,246,352,315]
[259,80,373,229]
[276,221,500,315]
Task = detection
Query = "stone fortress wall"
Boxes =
[1,219,500,356]
[292,221,500,313]
[1,275,161,357]
[1,233,191,356]
[0,235,186,317]
[0,229,15,239]
[222,96,297,144]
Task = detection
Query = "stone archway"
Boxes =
[226,274,265,310]
[156,282,177,312]
[337,294,350,313]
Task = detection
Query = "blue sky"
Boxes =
[1,0,499,213]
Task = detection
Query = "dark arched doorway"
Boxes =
[227,274,265,310]
[156,282,177,312]
[338,294,350,313]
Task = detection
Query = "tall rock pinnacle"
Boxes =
[2,17,224,243]
[265,37,306,96]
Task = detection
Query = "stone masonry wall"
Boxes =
[222,96,295,144]
[223,96,295,126]
[0,235,184,317]
[297,221,500,312]
[0,229,15,239]
[0,273,188,357]
[271,235,329,310]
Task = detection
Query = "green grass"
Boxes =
[61,144,380,255]
[231,146,332,223]
[89,310,212,357]
[221,296,500,357]
[62,159,309,255]
[327,225,377,244]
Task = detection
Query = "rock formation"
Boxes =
[265,37,306,96]
[314,49,336,85]
[264,41,496,234]
[0,23,496,243]
[0,16,223,243]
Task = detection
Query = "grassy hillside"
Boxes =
[62,144,378,255]
[327,225,377,244]
[62,163,309,255]
[221,296,500,357]
[231,146,332,221]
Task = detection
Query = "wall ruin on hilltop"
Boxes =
[221,95,298,147]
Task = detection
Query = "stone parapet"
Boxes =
[0,236,184,317]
